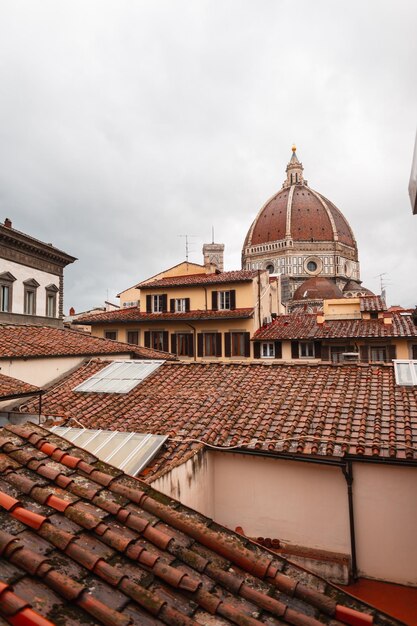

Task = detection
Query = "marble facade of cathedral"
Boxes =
[242,148,371,304]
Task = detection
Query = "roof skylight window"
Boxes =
[73,360,164,393]
[393,360,417,386]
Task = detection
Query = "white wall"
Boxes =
[353,463,417,586]
[0,353,131,387]
[0,258,58,316]
[153,449,214,517]
[211,452,350,553]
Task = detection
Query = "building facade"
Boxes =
[242,148,364,302]
[0,218,76,327]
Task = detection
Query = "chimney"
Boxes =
[4,218,12,229]
[203,242,225,272]
[69,307,75,316]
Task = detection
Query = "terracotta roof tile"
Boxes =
[0,373,40,400]
[18,361,417,477]
[136,269,259,289]
[76,307,254,325]
[360,296,387,312]
[0,324,174,360]
[0,422,398,625]
[253,311,417,340]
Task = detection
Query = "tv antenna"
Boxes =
[178,234,197,262]
[374,272,390,300]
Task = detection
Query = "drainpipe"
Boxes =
[38,392,42,425]
[185,322,197,361]
[341,460,358,582]
[203,287,208,311]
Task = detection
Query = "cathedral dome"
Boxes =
[244,150,356,249]
[241,148,360,301]
[293,276,344,301]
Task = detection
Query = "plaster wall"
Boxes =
[152,450,214,517]
[0,258,58,317]
[353,463,417,586]
[211,452,350,554]
[0,354,131,387]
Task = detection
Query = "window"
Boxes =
[307,261,317,272]
[170,298,190,313]
[299,341,315,358]
[370,346,387,362]
[0,272,15,313]
[153,295,164,313]
[0,285,10,312]
[394,360,417,386]
[151,331,164,351]
[219,291,231,310]
[266,264,274,274]
[127,330,139,345]
[104,331,118,341]
[197,333,221,357]
[74,360,164,394]
[45,284,58,318]
[23,278,39,315]
[173,333,193,357]
[261,342,275,358]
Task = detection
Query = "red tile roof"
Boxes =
[76,307,254,325]
[0,324,174,360]
[0,422,398,626]
[19,361,417,479]
[360,296,387,312]
[136,269,259,289]
[253,312,417,340]
[0,373,40,400]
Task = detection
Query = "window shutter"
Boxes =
[274,341,282,359]
[170,299,175,313]
[244,333,250,357]
[230,290,236,310]
[387,345,397,361]
[171,334,177,354]
[359,345,369,363]
[291,341,299,359]
[161,294,168,313]
[225,332,231,357]
[188,334,194,357]
[413,345,417,359]
[212,291,218,310]
[146,295,152,313]
[162,331,169,352]
[144,331,151,348]
[197,334,203,357]
[216,333,222,357]
[314,341,321,359]
[185,298,190,312]
[321,345,330,361]
[254,342,260,358]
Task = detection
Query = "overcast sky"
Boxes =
[0,0,416,311]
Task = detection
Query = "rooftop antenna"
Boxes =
[374,272,390,301]
[212,225,215,244]
[178,234,197,262]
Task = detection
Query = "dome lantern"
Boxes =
[283,145,304,188]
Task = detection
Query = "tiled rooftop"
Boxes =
[0,324,174,360]
[0,373,40,400]
[0,422,402,626]
[76,308,254,325]
[136,270,259,289]
[253,312,417,340]
[359,296,387,313]
[19,361,417,481]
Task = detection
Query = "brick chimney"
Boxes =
[4,218,12,228]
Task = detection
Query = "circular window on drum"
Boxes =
[266,263,275,274]
[304,257,322,275]
[307,261,317,272]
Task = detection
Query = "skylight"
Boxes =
[393,360,417,386]
[50,426,167,476]
[73,360,164,393]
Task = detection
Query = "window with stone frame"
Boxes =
[172,333,194,357]
[0,272,16,313]
[104,330,118,341]
[45,284,59,318]
[127,330,139,345]
[23,278,40,315]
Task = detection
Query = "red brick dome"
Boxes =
[244,149,356,250]
[245,186,356,248]
[293,277,344,300]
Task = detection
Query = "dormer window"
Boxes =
[394,360,417,386]
[23,278,40,315]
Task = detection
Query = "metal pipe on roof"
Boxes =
[341,460,358,582]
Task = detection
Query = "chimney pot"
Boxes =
[4,218,12,228]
